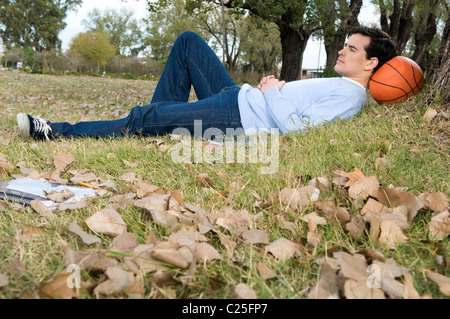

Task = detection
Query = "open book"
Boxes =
[0,178,97,210]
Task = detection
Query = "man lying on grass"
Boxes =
[17,26,398,141]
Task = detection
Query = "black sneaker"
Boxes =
[17,113,53,141]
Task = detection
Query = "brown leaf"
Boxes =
[22,225,48,239]
[0,273,9,287]
[345,215,364,240]
[428,210,450,240]
[426,270,450,296]
[361,198,391,215]
[372,259,409,297]
[404,273,432,299]
[257,262,276,280]
[348,176,379,200]
[234,283,257,299]
[308,262,340,299]
[334,252,368,282]
[196,173,211,187]
[300,212,327,231]
[39,269,75,299]
[333,167,365,187]
[379,220,408,249]
[46,189,74,203]
[93,266,135,296]
[195,243,222,261]
[376,188,423,221]
[265,238,302,261]
[344,279,385,299]
[279,186,320,211]
[120,172,139,182]
[85,208,127,236]
[110,232,139,253]
[68,222,102,245]
[420,192,449,213]
[53,153,74,171]
[151,248,189,269]
[423,108,437,122]
[241,229,270,244]
[30,200,56,219]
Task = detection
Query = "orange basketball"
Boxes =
[369,56,425,104]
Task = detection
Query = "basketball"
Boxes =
[369,56,425,104]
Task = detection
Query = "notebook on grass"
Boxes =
[0,178,97,209]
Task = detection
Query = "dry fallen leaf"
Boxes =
[241,229,270,244]
[345,215,364,240]
[379,220,408,249]
[68,222,102,245]
[30,200,56,219]
[234,283,257,299]
[308,262,340,299]
[93,266,135,296]
[426,270,450,296]
[39,269,76,299]
[376,188,423,222]
[46,189,74,203]
[110,232,140,253]
[420,192,449,213]
[344,279,385,299]
[85,208,127,236]
[279,186,320,211]
[195,243,222,261]
[265,238,302,261]
[53,153,74,171]
[257,262,276,280]
[334,167,366,187]
[348,176,379,201]
[0,273,9,287]
[428,210,450,240]
[300,212,327,231]
[403,273,431,299]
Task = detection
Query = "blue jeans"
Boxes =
[52,32,243,138]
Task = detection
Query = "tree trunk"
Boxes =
[411,0,440,72]
[324,0,362,76]
[378,0,415,54]
[429,14,450,103]
[278,23,309,81]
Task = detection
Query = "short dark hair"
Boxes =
[349,26,398,73]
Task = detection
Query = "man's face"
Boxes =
[334,33,375,78]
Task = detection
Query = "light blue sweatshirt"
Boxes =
[237,77,367,135]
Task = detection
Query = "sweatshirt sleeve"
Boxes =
[263,86,365,134]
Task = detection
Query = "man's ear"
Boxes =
[366,57,379,72]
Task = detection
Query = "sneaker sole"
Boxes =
[17,113,31,138]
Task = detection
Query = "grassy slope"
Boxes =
[0,70,448,299]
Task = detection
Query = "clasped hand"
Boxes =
[257,75,286,94]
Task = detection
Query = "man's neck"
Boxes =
[342,77,367,90]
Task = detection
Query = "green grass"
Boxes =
[0,70,448,299]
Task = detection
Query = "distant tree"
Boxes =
[145,0,206,61]
[0,0,82,50]
[195,0,321,81]
[315,0,363,77]
[239,17,282,76]
[2,47,24,68]
[83,7,146,56]
[69,31,117,72]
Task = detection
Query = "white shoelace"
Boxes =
[32,116,52,141]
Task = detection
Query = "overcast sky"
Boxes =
[61,0,378,70]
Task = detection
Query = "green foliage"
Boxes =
[0,0,82,50]
[69,31,117,72]
[83,7,146,57]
